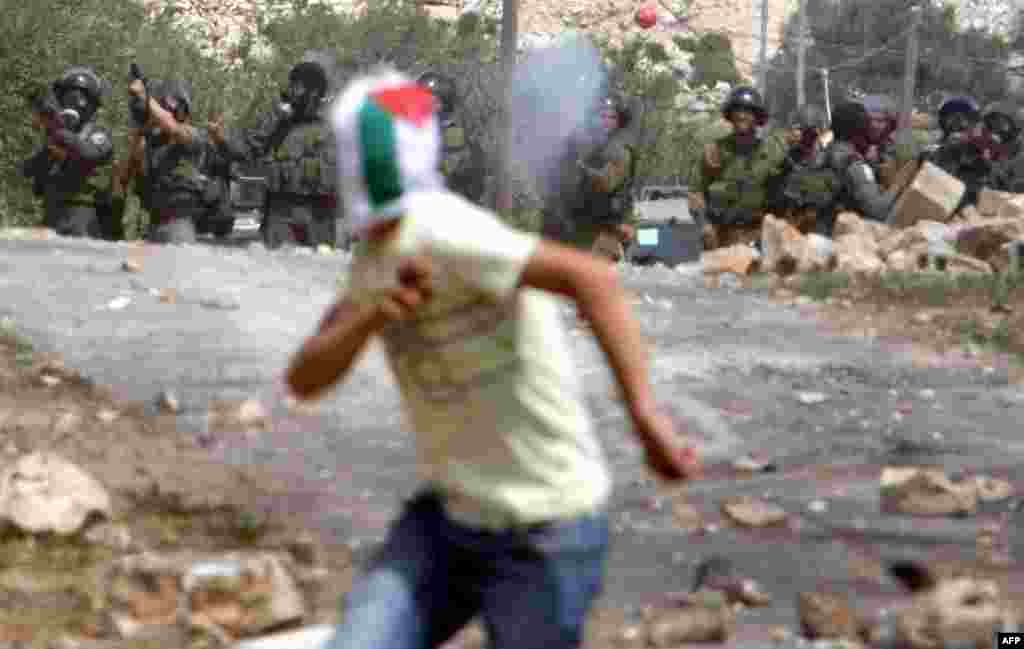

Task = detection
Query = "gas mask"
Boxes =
[942,111,977,138]
[278,78,323,120]
[57,88,93,131]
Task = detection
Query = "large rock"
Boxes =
[879,221,955,258]
[976,188,1014,217]
[997,192,1024,219]
[889,161,965,228]
[879,158,920,194]
[833,211,892,242]
[833,233,885,275]
[894,577,1015,649]
[0,452,112,535]
[797,591,860,640]
[701,244,759,276]
[880,466,977,516]
[106,551,305,639]
[954,219,1024,271]
[761,215,834,274]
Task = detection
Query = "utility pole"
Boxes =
[898,5,922,150]
[796,0,807,107]
[494,0,519,210]
[757,0,769,93]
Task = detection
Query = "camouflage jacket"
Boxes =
[823,140,898,222]
[25,122,114,208]
[439,117,485,203]
[140,125,222,210]
[244,111,336,198]
[689,132,786,212]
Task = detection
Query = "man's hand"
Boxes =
[128,79,146,98]
[208,113,226,144]
[375,255,434,322]
[634,407,702,482]
[47,143,67,161]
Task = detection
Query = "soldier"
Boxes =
[820,101,901,234]
[417,72,486,204]
[119,77,239,243]
[767,104,837,233]
[927,96,1001,208]
[688,86,785,249]
[541,90,640,262]
[19,67,116,238]
[986,102,1024,192]
[241,52,339,249]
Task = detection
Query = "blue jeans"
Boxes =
[326,490,609,649]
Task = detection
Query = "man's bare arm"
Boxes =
[285,299,386,400]
[517,241,655,419]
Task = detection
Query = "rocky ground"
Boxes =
[1,225,1024,648]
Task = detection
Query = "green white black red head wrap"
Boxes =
[330,69,443,234]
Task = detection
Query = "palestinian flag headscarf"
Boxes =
[331,68,444,235]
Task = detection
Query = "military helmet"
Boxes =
[289,60,329,96]
[937,95,981,133]
[861,94,896,116]
[721,86,767,123]
[417,72,457,116]
[53,66,104,106]
[830,101,869,141]
[983,101,1024,143]
[788,104,828,130]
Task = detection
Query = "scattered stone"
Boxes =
[970,475,1014,502]
[199,296,241,311]
[155,390,181,414]
[894,576,1015,649]
[769,626,791,643]
[0,452,112,535]
[808,499,828,513]
[83,521,136,552]
[106,551,306,639]
[721,496,788,527]
[797,591,860,640]
[797,391,829,405]
[54,412,81,434]
[39,374,61,387]
[316,244,334,255]
[616,624,646,648]
[208,398,269,430]
[106,296,132,311]
[96,409,120,424]
[648,601,735,646]
[879,466,977,516]
[732,455,777,473]
[671,502,703,531]
[702,244,759,276]
[911,311,934,324]
[157,288,177,303]
[120,260,142,273]
[918,389,936,400]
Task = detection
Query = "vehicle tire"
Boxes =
[212,219,234,239]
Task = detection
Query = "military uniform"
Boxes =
[689,86,785,249]
[244,55,339,249]
[419,72,485,204]
[766,105,836,233]
[20,67,116,238]
[819,102,901,234]
[541,94,639,261]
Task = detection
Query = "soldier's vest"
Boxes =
[440,119,471,179]
[574,137,638,227]
[779,157,840,209]
[53,123,114,207]
[705,135,784,211]
[144,129,220,211]
[266,118,336,197]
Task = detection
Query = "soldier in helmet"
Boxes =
[819,101,901,234]
[119,76,240,243]
[688,85,785,249]
[986,102,1024,192]
[766,104,838,233]
[926,95,999,207]
[238,53,340,249]
[19,66,116,238]
[541,89,640,262]
[418,71,485,204]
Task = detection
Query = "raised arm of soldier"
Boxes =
[128,78,201,149]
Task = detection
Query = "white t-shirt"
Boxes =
[346,190,611,526]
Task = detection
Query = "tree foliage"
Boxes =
[766,0,1014,122]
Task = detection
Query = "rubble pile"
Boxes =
[703,162,1024,280]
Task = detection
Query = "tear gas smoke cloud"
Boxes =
[507,33,608,201]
